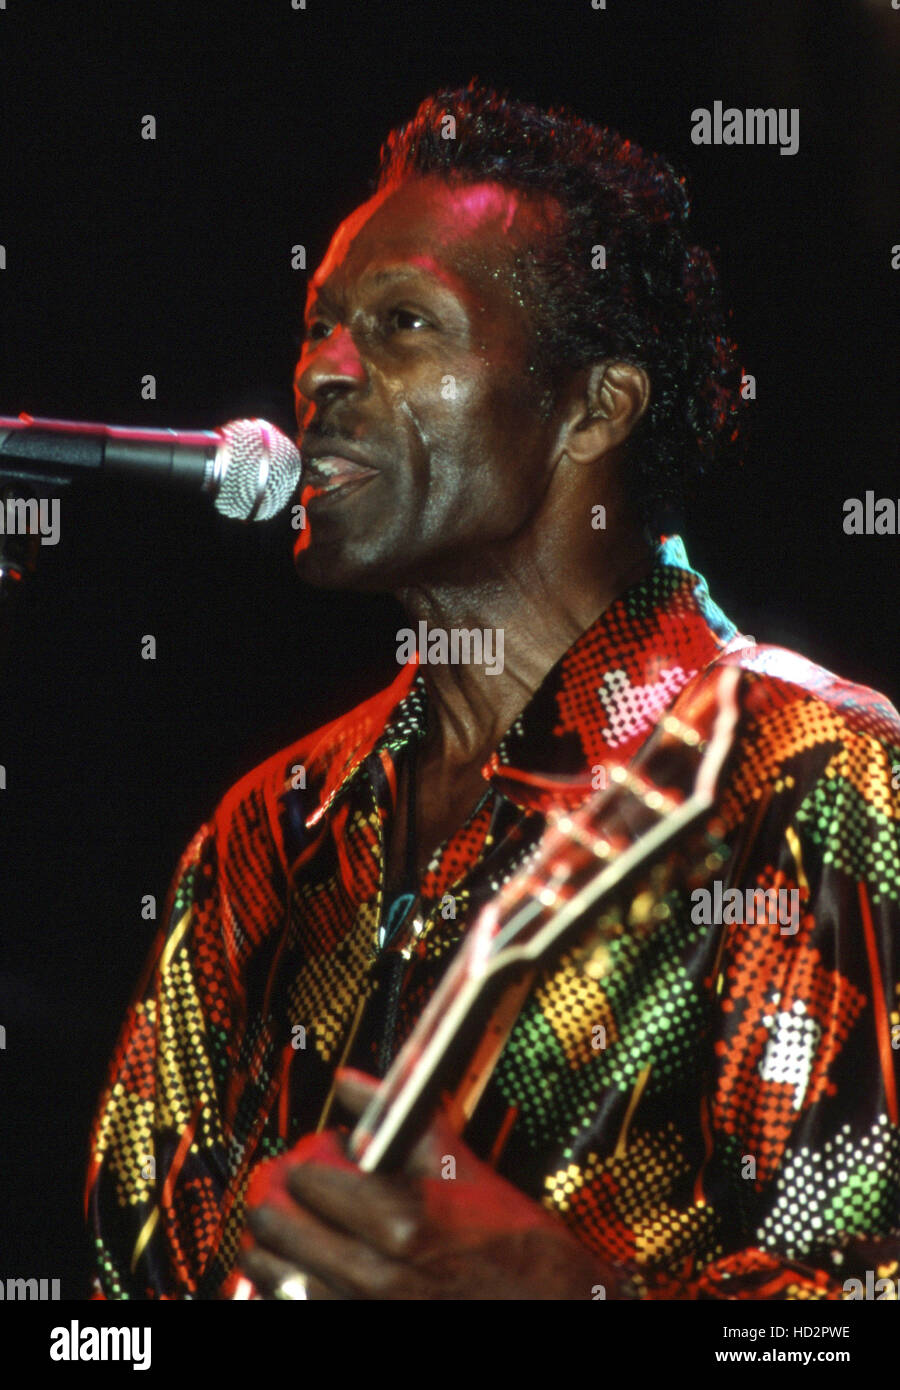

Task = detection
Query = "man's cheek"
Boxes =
[399,369,477,434]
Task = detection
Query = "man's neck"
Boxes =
[396,538,656,770]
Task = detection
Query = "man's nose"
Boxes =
[294,326,367,408]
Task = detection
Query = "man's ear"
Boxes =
[561,360,651,464]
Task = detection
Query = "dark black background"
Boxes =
[0,0,897,1297]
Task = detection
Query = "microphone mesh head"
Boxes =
[215,419,302,521]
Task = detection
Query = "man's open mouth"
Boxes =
[304,453,378,492]
[302,455,379,502]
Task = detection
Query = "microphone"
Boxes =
[0,414,302,521]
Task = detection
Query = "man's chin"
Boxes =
[292,540,397,594]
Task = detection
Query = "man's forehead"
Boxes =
[309,178,547,296]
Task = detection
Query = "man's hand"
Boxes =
[238,1068,627,1300]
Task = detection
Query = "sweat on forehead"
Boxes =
[310,176,560,293]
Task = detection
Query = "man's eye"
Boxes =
[301,309,429,346]
[389,308,429,332]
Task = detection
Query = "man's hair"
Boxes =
[374,80,744,530]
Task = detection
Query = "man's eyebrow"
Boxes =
[307,261,462,314]
[364,261,458,290]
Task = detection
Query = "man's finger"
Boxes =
[248,1195,410,1298]
[285,1162,426,1262]
[237,1244,341,1302]
[333,1067,381,1118]
[332,1066,468,1180]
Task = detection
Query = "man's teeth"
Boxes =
[306,456,371,488]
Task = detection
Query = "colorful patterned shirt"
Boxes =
[86,535,900,1299]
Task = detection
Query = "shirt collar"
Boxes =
[295,534,741,827]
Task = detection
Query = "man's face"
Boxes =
[292,175,563,591]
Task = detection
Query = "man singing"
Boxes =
[87,83,900,1300]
